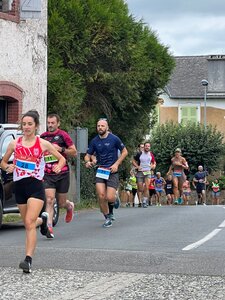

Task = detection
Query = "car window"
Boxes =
[1,135,14,158]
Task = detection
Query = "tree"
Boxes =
[150,122,225,176]
[48,0,175,148]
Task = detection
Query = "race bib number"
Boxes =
[143,171,151,176]
[16,159,36,171]
[96,167,110,180]
[174,168,182,177]
[44,154,58,163]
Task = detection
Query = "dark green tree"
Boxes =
[150,122,225,176]
[48,0,175,149]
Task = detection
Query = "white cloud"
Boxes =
[125,0,225,56]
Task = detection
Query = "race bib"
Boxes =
[174,168,182,177]
[143,171,151,176]
[16,159,36,171]
[96,167,110,180]
[44,154,58,163]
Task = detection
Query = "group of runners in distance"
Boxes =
[0,113,220,274]
[125,142,220,208]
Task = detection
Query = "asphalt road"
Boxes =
[1,205,225,299]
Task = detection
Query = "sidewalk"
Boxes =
[1,267,225,300]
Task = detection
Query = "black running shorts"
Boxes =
[14,177,45,204]
[96,172,119,190]
[43,172,70,193]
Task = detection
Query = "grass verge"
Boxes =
[2,199,99,224]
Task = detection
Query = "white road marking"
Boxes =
[218,220,225,228]
[182,228,222,251]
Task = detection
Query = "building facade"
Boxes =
[159,55,225,136]
[0,0,47,132]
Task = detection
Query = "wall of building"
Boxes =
[159,104,225,136]
[0,0,47,132]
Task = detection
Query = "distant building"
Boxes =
[0,0,47,132]
[159,55,225,135]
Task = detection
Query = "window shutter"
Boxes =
[20,0,41,19]
[180,106,198,124]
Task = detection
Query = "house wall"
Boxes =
[159,103,225,136]
[0,0,47,132]
[159,107,178,124]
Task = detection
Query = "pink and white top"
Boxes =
[13,137,45,182]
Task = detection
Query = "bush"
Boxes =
[150,122,225,176]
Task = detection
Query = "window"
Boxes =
[178,104,200,124]
[1,134,13,157]
[0,0,13,13]
[0,0,19,22]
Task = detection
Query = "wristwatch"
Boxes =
[61,147,65,153]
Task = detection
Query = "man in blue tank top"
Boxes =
[84,119,128,228]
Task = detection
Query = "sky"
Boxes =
[125,0,225,56]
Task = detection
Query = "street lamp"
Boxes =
[201,79,208,129]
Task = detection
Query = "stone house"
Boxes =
[158,55,225,136]
[0,0,47,132]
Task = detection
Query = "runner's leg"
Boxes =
[45,188,56,227]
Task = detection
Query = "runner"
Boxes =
[40,113,77,238]
[182,177,191,205]
[167,148,189,204]
[211,178,220,205]
[132,142,156,208]
[84,119,128,228]
[192,165,208,205]
[129,169,138,207]
[165,174,174,205]
[0,110,66,273]
[155,172,166,206]
[148,170,156,206]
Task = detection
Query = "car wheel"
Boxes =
[52,197,59,227]
[0,200,3,229]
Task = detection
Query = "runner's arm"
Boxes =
[0,140,16,173]
[41,139,66,173]
[110,147,128,173]
[63,144,77,157]
[84,153,95,168]
[167,164,173,175]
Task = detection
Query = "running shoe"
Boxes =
[46,226,54,239]
[177,197,183,204]
[114,196,120,209]
[65,202,74,223]
[143,203,148,208]
[108,213,115,221]
[103,218,112,228]
[40,212,49,236]
[19,260,31,273]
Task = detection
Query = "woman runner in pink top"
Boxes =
[0,110,65,273]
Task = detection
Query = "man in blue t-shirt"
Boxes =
[84,119,128,228]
